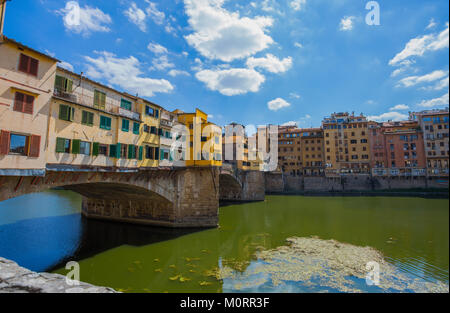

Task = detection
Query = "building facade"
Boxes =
[0,36,58,176]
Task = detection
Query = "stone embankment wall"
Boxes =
[265,172,449,193]
[0,257,116,293]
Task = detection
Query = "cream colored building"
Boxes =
[0,36,58,176]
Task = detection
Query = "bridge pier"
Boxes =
[219,170,265,202]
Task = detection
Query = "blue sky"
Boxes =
[4,0,449,129]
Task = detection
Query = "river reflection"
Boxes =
[0,190,448,293]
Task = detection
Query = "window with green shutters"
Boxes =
[72,139,81,154]
[59,104,75,122]
[55,75,73,93]
[81,111,94,126]
[100,116,111,130]
[109,144,117,158]
[120,99,132,110]
[128,145,136,159]
[138,146,143,161]
[122,119,130,132]
[55,137,70,153]
[133,122,140,135]
[94,90,106,110]
[92,142,99,156]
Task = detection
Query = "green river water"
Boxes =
[0,191,448,293]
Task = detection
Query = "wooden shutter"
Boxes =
[88,112,94,125]
[0,130,11,155]
[116,143,122,159]
[72,139,81,154]
[55,75,65,91]
[55,137,66,153]
[128,145,133,159]
[28,135,41,157]
[13,92,24,112]
[29,58,39,76]
[92,142,99,156]
[23,95,34,115]
[18,54,29,73]
[66,79,73,93]
[82,111,87,124]
[59,104,69,120]
[138,146,143,161]
[94,91,100,107]
[109,144,116,158]
[100,92,106,109]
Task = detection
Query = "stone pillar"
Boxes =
[240,171,265,201]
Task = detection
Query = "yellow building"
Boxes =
[322,112,371,175]
[176,108,222,167]
[47,67,143,171]
[0,36,58,176]
[136,98,160,168]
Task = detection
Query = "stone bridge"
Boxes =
[0,167,220,228]
[219,163,265,202]
[0,165,266,228]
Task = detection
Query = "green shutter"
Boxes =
[169,150,173,161]
[160,149,164,160]
[59,104,69,120]
[122,119,129,132]
[72,139,81,154]
[133,122,140,135]
[69,107,75,122]
[55,75,65,91]
[138,146,143,161]
[109,144,116,158]
[55,137,65,153]
[82,111,88,124]
[66,79,73,93]
[128,145,136,159]
[88,112,94,125]
[116,143,122,159]
[92,142,99,156]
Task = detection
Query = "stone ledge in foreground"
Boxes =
[0,257,117,293]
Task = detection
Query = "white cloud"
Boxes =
[147,42,168,54]
[145,1,165,25]
[151,55,175,71]
[426,18,437,30]
[84,51,174,97]
[57,1,112,36]
[246,54,293,73]
[389,23,449,66]
[420,76,449,91]
[289,92,301,99]
[368,111,409,122]
[168,69,191,77]
[339,16,355,31]
[195,68,265,96]
[282,121,298,127]
[418,92,449,108]
[184,0,274,62]
[294,42,303,49]
[268,98,291,111]
[397,70,448,88]
[290,0,306,11]
[389,104,410,111]
[59,61,74,72]
[124,2,147,32]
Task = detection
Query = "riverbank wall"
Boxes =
[265,173,449,197]
[0,257,117,293]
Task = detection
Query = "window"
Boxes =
[98,144,108,156]
[128,145,137,159]
[120,99,132,111]
[122,119,130,132]
[81,111,94,126]
[79,141,91,155]
[55,75,73,93]
[100,116,112,130]
[14,92,34,115]
[9,134,28,155]
[150,126,157,134]
[133,122,140,135]
[18,53,39,76]
[94,90,106,110]
[59,104,75,121]
[144,125,150,133]
[145,105,154,116]
[146,146,155,159]
[121,144,128,158]
[56,138,71,153]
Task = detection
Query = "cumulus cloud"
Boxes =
[418,92,449,107]
[294,42,303,49]
[396,70,448,88]
[268,98,291,111]
[389,104,410,111]
[151,55,175,71]
[57,1,112,36]
[339,16,355,31]
[426,18,437,30]
[145,0,165,25]
[124,2,147,32]
[420,76,449,91]
[282,121,298,127]
[290,92,301,99]
[389,23,449,66]
[168,69,191,77]
[59,61,74,72]
[84,51,173,97]
[368,111,409,122]
[147,42,168,54]
[196,68,265,96]
[290,0,306,11]
[246,54,293,73]
[184,0,274,62]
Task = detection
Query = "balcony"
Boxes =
[53,88,77,102]
[160,119,173,127]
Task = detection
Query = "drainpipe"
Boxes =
[0,0,11,37]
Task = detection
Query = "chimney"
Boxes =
[0,0,8,36]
